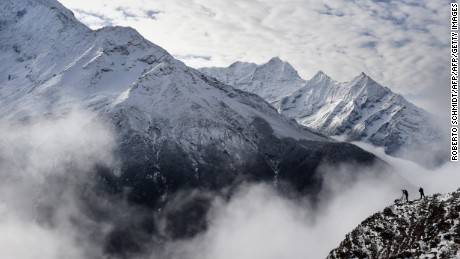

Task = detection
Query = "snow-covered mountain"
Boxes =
[0,0,385,206]
[0,1,412,258]
[200,59,445,167]
[199,57,305,107]
[327,189,460,258]
[1,2,393,255]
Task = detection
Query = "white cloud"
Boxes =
[56,0,449,114]
[0,107,456,259]
[150,151,460,259]
[156,180,403,259]
[148,140,460,259]
[352,141,460,195]
[0,111,117,259]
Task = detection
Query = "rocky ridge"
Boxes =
[327,190,460,259]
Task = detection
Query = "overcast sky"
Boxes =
[56,0,450,115]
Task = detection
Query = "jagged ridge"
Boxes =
[200,59,445,167]
[327,190,460,259]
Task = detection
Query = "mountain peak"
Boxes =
[259,57,301,80]
[309,70,332,83]
[352,71,376,86]
[265,57,295,70]
[228,60,256,68]
[96,26,149,44]
[1,0,86,36]
[354,72,371,82]
[313,70,329,78]
[267,56,283,64]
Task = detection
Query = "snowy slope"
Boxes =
[199,57,305,107]
[0,0,384,205]
[201,61,444,167]
[280,71,444,166]
[327,189,460,259]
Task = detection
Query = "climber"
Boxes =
[419,187,425,199]
[402,189,409,203]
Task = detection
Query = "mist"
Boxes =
[148,163,402,259]
[353,141,460,195]
[0,111,458,259]
[0,111,117,259]
[150,145,460,259]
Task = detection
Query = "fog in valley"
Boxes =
[0,110,458,259]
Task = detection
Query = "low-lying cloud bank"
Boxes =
[353,141,460,195]
[154,145,459,259]
[0,111,458,259]
[0,111,117,258]
[149,164,402,259]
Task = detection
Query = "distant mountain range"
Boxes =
[327,189,460,258]
[200,59,446,167]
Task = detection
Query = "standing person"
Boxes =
[419,187,426,199]
[402,189,409,203]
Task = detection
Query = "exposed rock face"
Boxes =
[327,190,460,259]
